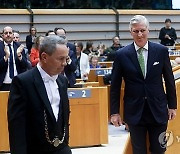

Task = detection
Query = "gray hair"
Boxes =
[39,35,67,58]
[129,15,149,31]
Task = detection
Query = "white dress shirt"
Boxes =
[134,42,148,78]
[37,63,60,121]
[3,41,18,84]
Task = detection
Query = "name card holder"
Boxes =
[68,89,91,98]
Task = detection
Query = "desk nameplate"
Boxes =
[68,89,91,98]
[95,69,112,75]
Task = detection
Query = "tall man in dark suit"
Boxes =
[8,35,72,154]
[54,27,77,87]
[110,15,177,154]
[64,49,77,87]
[0,26,27,91]
[54,27,76,54]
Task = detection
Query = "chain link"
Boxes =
[44,110,66,146]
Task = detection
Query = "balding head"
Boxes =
[2,26,14,44]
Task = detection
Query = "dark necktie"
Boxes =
[8,44,14,79]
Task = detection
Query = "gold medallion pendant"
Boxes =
[53,137,62,147]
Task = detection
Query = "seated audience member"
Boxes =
[159,18,177,46]
[26,26,37,54]
[75,41,90,81]
[97,42,106,57]
[13,30,32,69]
[104,36,123,61]
[83,41,98,56]
[89,55,101,68]
[45,30,55,36]
[13,30,20,42]
[0,26,28,91]
[171,57,180,67]
[30,35,44,67]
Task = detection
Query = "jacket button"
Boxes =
[144,97,147,100]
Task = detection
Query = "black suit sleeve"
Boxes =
[8,76,28,154]
[162,48,177,109]
[14,42,28,72]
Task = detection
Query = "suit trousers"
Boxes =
[128,101,167,154]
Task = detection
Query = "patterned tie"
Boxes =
[8,44,14,79]
[137,48,145,77]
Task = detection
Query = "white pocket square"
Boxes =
[153,62,159,66]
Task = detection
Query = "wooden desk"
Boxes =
[172,65,180,72]
[76,79,83,83]
[97,75,105,86]
[69,87,108,147]
[88,68,112,82]
[74,81,99,87]
[0,92,10,152]
[98,61,113,68]
[0,87,108,151]
[169,55,180,60]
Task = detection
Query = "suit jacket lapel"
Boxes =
[56,76,65,122]
[127,43,144,77]
[13,42,18,58]
[32,67,56,123]
[146,42,157,78]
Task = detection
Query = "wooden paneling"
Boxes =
[1,9,180,46]
[69,104,100,146]
[74,81,99,87]
[173,65,180,72]
[69,87,108,147]
[99,61,113,68]
[0,92,9,152]
[88,68,112,82]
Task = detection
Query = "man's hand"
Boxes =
[165,34,171,40]
[168,109,176,120]
[4,46,10,61]
[110,114,122,127]
[83,73,88,78]
[66,56,72,64]
[17,44,25,57]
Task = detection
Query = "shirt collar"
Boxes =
[134,41,148,52]
[4,41,13,46]
[37,63,58,82]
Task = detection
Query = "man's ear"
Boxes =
[41,52,48,63]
